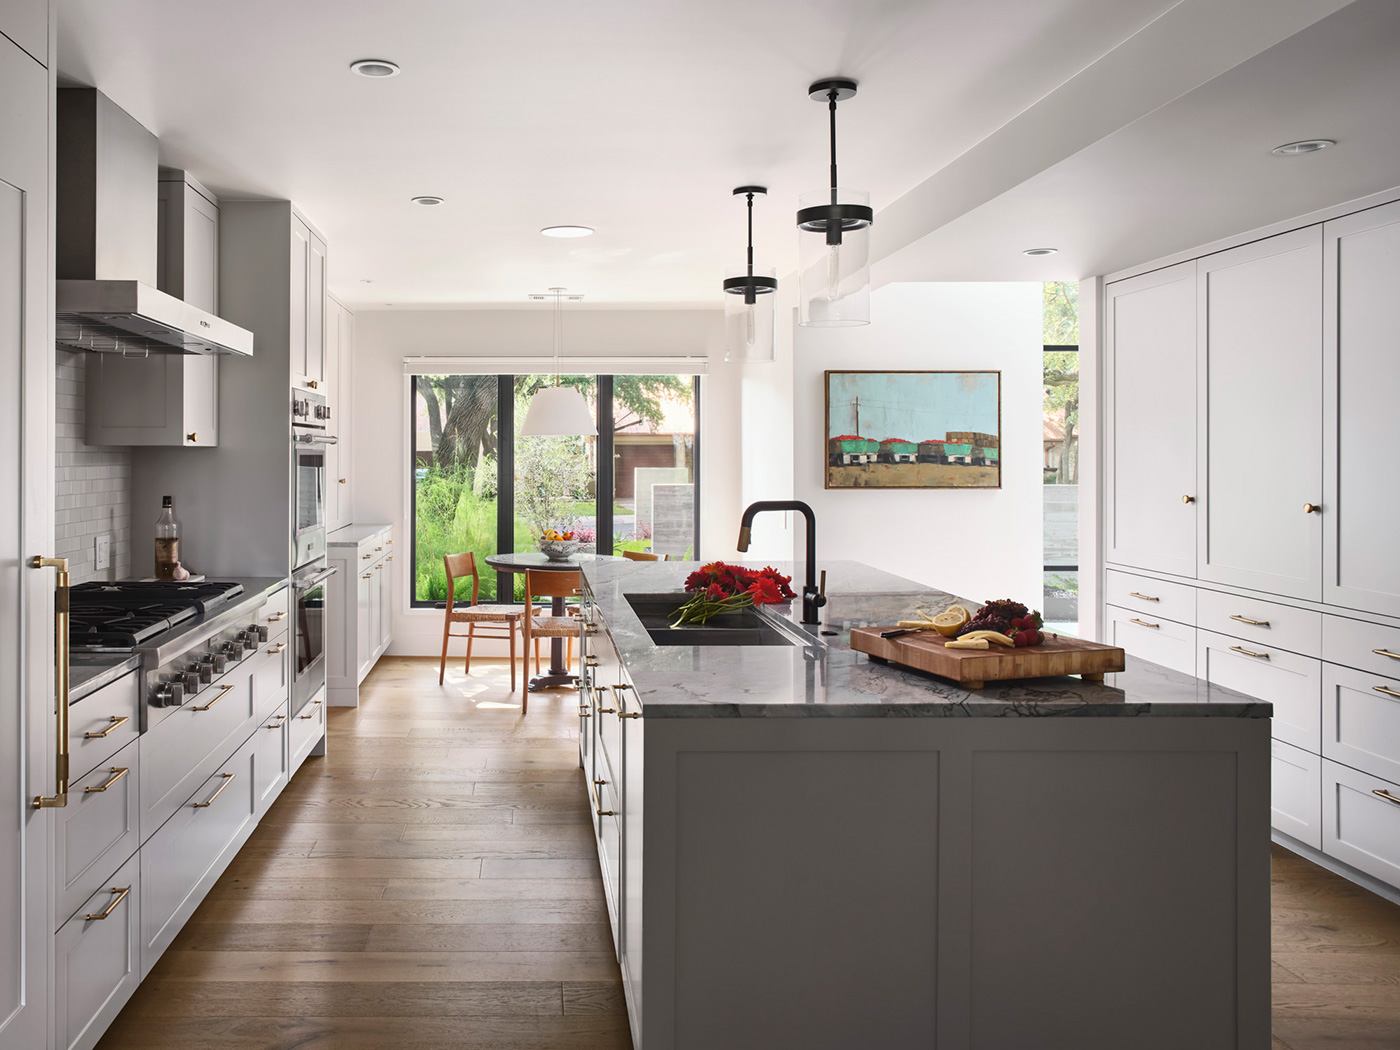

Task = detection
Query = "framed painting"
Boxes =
[824,370,1001,489]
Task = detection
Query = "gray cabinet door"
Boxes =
[1105,261,1197,577]
[1197,227,1323,600]
[1323,200,1400,618]
[0,32,51,1050]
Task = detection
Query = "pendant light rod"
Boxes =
[803,78,862,246]
[828,89,839,206]
[725,187,776,306]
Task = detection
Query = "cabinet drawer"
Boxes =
[1271,739,1322,849]
[1197,589,1321,658]
[1197,630,1321,752]
[1321,758,1400,890]
[254,702,290,816]
[1323,615,1400,678]
[1105,571,1196,626]
[591,771,621,945]
[57,742,140,928]
[289,695,325,773]
[70,672,139,784]
[1321,664,1400,784]
[261,585,291,643]
[1106,605,1196,676]
[140,661,256,838]
[252,639,289,723]
[55,853,140,1050]
[140,737,257,974]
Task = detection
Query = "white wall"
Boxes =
[792,282,1043,606]
[349,306,740,657]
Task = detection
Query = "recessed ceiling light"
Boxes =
[411,196,445,206]
[541,225,594,238]
[1022,247,1058,257]
[1272,139,1335,156]
[350,58,400,78]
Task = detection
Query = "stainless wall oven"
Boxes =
[292,559,335,716]
[292,388,334,569]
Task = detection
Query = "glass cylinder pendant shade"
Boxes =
[797,187,871,327]
[723,265,777,362]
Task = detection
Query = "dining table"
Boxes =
[484,552,621,692]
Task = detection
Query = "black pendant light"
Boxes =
[722,186,778,362]
[797,78,873,327]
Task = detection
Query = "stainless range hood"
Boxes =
[56,89,253,357]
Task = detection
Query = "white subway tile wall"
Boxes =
[56,350,132,584]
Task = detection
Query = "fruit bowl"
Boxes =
[537,537,580,561]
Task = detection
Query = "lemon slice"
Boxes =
[932,607,970,637]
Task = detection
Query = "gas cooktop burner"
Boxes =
[69,580,246,650]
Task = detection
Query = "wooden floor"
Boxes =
[95,656,1400,1050]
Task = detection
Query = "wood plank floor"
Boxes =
[95,656,1400,1049]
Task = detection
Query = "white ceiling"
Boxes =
[56,0,1394,307]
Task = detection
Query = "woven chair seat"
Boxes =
[449,603,535,623]
[528,615,580,637]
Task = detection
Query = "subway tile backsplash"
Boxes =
[56,350,132,584]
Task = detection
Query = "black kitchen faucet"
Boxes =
[736,500,826,625]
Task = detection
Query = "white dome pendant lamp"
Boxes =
[797,78,872,327]
[520,288,597,437]
[723,186,778,362]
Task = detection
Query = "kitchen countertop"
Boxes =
[582,559,1271,719]
[328,523,391,546]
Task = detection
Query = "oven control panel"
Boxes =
[143,602,274,720]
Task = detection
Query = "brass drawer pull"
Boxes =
[264,714,287,729]
[299,699,324,720]
[268,642,287,654]
[1372,789,1400,807]
[611,684,641,719]
[362,553,373,560]
[1229,645,1269,659]
[584,655,600,667]
[84,715,129,739]
[1373,686,1400,700]
[362,572,373,579]
[267,611,286,622]
[1304,502,1320,514]
[339,478,347,484]
[1127,592,1159,602]
[375,546,384,551]
[589,778,615,817]
[578,705,592,718]
[1182,495,1195,504]
[84,885,131,922]
[1229,614,1270,627]
[84,767,129,793]
[1373,649,1400,660]
[1129,618,1160,629]
[193,772,236,808]
[193,683,236,711]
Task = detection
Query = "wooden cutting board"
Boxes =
[850,627,1125,689]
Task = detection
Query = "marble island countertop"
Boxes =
[581,559,1271,720]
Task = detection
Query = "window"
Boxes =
[411,373,699,607]
[1042,282,1079,633]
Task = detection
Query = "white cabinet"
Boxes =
[1106,604,1196,677]
[157,171,219,313]
[1321,758,1400,889]
[291,215,327,389]
[57,745,140,928]
[54,853,141,1050]
[1196,228,1324,600]
[1323,201,1400,618]
[1271,740,1322,849]
[324,297,354,530]
[1105,261,1198,577]
[327,525,393,706]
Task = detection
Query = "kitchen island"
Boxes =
[577,559,1271,1050]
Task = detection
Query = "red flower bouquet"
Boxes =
[671,562,796,626]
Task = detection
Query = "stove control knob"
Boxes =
[222,641,242,662]
[197,658,214,684]
[170,681,185,706]
[211,653,228,674]
[181,671,201,693]
[151,683,174,707]
[255,624,269,642]
[241,630,258,650]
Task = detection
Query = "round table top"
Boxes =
[483,552,620,573]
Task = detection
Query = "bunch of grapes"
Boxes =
[956,598,1029,638]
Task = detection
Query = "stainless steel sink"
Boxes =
[626,594,808,647]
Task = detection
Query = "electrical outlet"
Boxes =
[94,534,111,571]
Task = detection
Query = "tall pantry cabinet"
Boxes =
[1103,197,1400,897]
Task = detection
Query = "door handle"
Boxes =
[84,885,131,922]
[31,556,71,808]
[611,684,641,719]
[84,715,130,739]
[193,772,236,808]
[193,683,236,711]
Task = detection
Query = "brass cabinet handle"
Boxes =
[589,778,615,817]
[1229,614,1270,627]
[584,624,598,634]
[362,553,372,560]
[375,546,384,551]
[84,767,130,793]
[299,699,324,720]
[186,432,197,443]
[268,642,287,654]
[1373,686,1400,700]
[1304,503,1320,514]
[1373,789,1400,807]
[611,684,641,719]
[1129,618,1160,629]
[362,572,373,579]
[193,683,236,711]
[386,556,394,562]
[31,556,71,808]
[307,379,319,389]
[1182,495,1195,504]
[1229,645,1269,659]
[584,655,600,667]
[193,772,236,808]
[1127,592,1159,602]
[577,704,592,718]
[267,611,286,622]
[572,588,583,597]
[1373,649,1400,660]
[84,885,131,921]
[84,715,129,739]
[339,478,347,484]
[386,538,393,544]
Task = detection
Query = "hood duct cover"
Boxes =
[56,89,253,357]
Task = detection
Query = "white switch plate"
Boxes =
[94,534,111,571]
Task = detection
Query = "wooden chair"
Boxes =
[520,568,583,712]
[438,552,534,689]
[621,550,669,561]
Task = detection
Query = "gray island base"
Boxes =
[577,560,1272,1050]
